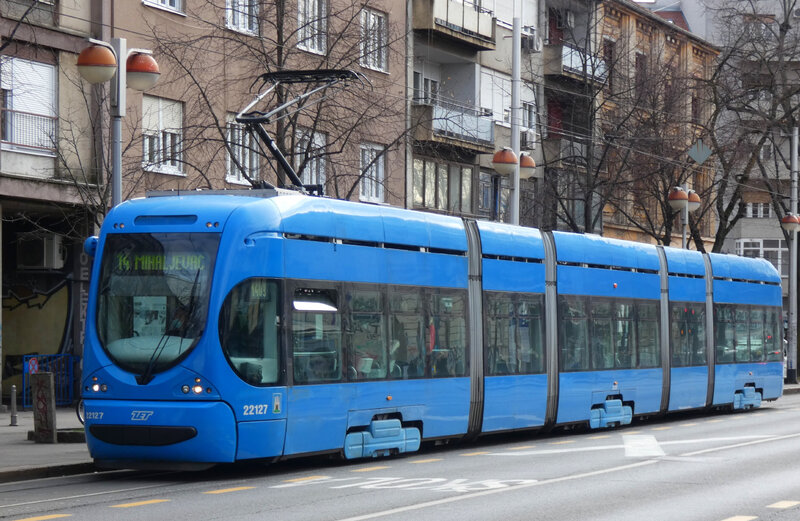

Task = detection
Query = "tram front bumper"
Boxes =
[83,399,236,465]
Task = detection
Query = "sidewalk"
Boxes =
[1,384,799,483]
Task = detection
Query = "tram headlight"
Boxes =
[182,385,190,394]
[192,385,204,394]
[91,383,100,392]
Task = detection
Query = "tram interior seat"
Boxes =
[230,357,278,383]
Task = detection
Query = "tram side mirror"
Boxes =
[84,236,99,258]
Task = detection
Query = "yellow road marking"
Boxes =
[352,466,390,472]
[203,486,256,494]
[719,516,757,521]
[652,426,672,431]
[16,514,72,521]
[768,501,800,509]
[680,423,698,427]
[110,499,169,508]
[410,458,443,463]
[549,440,574,445]
[706,419,724,423]
[624,430,642,434]
[283,475,328,483]
[461,451,489,456]
[588,435,610,440]
[506,445,536,450]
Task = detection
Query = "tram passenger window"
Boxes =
[637,301,660,368]
[486,295,514,375]
[671,303,706,367]
[427,291,467,377]
[518,297,545,373]
[614,302,634,369]
[292,287,342,384]
[590,300,613,370]
[219,278,280,386]
[715,305,735,363]
[389,289,425,378]
[765,307,783,362]
[749,308,765,362]
[559,296,588,371]
[734,307,750,362]
[346,288,387,380]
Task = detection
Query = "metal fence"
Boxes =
[22,354,74,409]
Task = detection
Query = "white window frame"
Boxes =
[226,0,259,34]
[298,0,327,54]
[360,143,385,203]
[142,95,184,176]
[360,8,388,72]
[143,0,184,14]
[295,129,327,187]
[226,117,259,184]
[0,56,57,156]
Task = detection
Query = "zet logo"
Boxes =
[131,410,154,421]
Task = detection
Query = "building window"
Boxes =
[413,157,473,214]
[226,117,259,184]
[298,0,326,54]
[227,0,258,33]
[295,129,327,187]
[0,56,57,155]
[413,72,439,105]
[144,0,183,13]
[742,202,773,219]
[142,95,183,175]
[360,143,385,203]
[522,101,536,129]
[736,238,787,279]
[603,39,616,95]
[635,53,647,100]
[360,8,388,72]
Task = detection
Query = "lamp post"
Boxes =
[782,213,800,383]
[668,186,700,249]
[77,38,160,207]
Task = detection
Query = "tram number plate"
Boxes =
[243,404,270,416]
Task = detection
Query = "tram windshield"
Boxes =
[96,233,220,381]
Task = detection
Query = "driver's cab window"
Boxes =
[292,287,342,383]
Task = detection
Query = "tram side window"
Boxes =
[734,307,750,362]
[388,288,426,378]
[219,278,281,386]
[485,293,545,375]
[559,296,589,371]
[346,288,387,380]
[427,291,467,377]
[670,303,706,367]
[637,301,660,368]
[715,305,736,363]
[292,287,343,384]
[614,301,636,369]
[765,307,783,362]
[749,308,765,362]
[591,299,614,370]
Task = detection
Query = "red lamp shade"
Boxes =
[687,190,701,212]
[492,147,518,176]
[77,44,117,84]
[668,186,688,211]
[126,52,160,91]
[519,152,538,180]
[782,213,800,233]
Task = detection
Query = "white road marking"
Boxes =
[623,435,665,458]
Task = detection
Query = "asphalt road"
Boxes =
[3,395,800,521]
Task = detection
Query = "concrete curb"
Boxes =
[0,462,97,484]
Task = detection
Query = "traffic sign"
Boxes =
[28,357,38,374]
[688,139,712,165]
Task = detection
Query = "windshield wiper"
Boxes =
[136,270,201,385]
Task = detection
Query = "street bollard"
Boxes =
[10,384,17,427]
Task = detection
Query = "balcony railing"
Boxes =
[1,108,57,155]
[413,98,494,151]
[413,0,495,50]
[544,43,607,84]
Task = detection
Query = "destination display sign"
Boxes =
[114,252,208,273]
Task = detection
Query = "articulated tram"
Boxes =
[80,190,783,467]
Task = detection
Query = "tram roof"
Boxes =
[662,246,706,277]
[707,252,780,283]
[552,231,661,271]
[476,221,545,259]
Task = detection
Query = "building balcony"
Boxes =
[542,135,605,172]
[413,0,495,51]
[543,43,607,85]
[412,100,495,154]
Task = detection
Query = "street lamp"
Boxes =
[492,147,518,176]
[77,38,160,207]
[782,212,800,383]
[519,152,539,180]
[668,186,700,249]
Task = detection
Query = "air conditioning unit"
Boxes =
[17,233,65,270]
[520,129,537,150]
[522,33,542,53]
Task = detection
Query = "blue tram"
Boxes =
[80,190,783,467]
